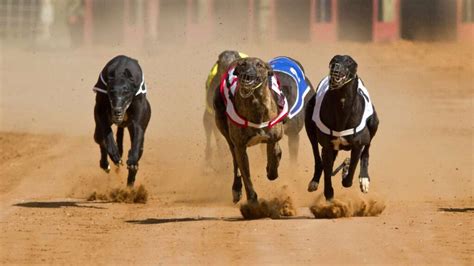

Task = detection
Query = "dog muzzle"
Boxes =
[110,102,131,124]
[239,73,263,88]
[238,74,264,98]
[329,63,354,90]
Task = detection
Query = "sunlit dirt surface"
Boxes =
[0,39,472,264]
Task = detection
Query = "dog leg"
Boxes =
[359,145,371,193]
[116,127,124,158]
[94,101,121,166]
[218,129,242,203]
[226,135,242,203]
[99,146,110,173]
[94,123,118,171]
[341,147,363,188]
[266,141,282,181]
[359,112,378,193]
[234,146,258,203]
[126,123,145,187]
[305,111,323,192]
[231,154,242,204]
[322,147,337,200]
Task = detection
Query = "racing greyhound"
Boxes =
[93,55,151,186]
[305,55,379,200]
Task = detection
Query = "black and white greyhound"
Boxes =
[93,55,151,186]
[305,55,379,200]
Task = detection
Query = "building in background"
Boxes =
[0,0,472,47]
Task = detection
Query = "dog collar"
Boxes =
[220,67,288,129]
[93,72,147,96]
[312,76,374,137]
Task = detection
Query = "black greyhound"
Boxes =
[305,55,379,200]
[93,55,151,186]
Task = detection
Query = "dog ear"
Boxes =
[265,62,274,76]
[233,60,243,76]
[344,55,358,75]
[329,55,341,67]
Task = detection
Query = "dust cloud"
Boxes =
[239,187,296,219]
[310,193,385,219]
[87,184,148,203]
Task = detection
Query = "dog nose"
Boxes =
[243,67,257,76]
[113,108,123,117]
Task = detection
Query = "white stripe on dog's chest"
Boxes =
[331,137,349,150]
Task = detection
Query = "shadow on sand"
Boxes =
[126,215,313,225]
[14,201,107,209]
[438,207,474,213]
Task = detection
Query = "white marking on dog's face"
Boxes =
[359,177,370,193]
[331,137,349,150]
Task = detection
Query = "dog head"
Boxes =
[217,50,241,74]
[106,62,141,124]
[233,57,273,97]
[328,55,358,90]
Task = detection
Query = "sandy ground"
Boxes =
[0,40,473,264]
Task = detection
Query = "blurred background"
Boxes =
[0,0,472,49]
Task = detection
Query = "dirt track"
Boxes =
[0,41,472,264]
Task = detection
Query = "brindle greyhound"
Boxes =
[203,50,245,160]
[305,55,379,200]
[93,55,151,186]
[214,57,287,203]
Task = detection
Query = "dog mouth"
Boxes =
[110,103,131,124]
[239,73,263,88]
[112,115,125,124]
[329,63,353,89]
[332,75,347,83]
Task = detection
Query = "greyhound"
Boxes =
[270,56,315,163]
[203,50,247,160]
[93,55,151,187]
[214,57,288,203]
[305,55,379,200]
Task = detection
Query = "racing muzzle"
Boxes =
[329,63,354,90]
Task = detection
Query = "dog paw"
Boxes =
[307,181,319,192]
[127,164,139,171]
[232,189,242,204]
[267,173,279,181]
[100,161,111,173]
[324,187,334,201]
[266,166,279,181]
[105,165,111,173]
[109,154,122,165]
[341,158,350,179]
[342,178,353,188]
[127,155,138,167]
[359,176,370,193]
[107,146,122,165]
